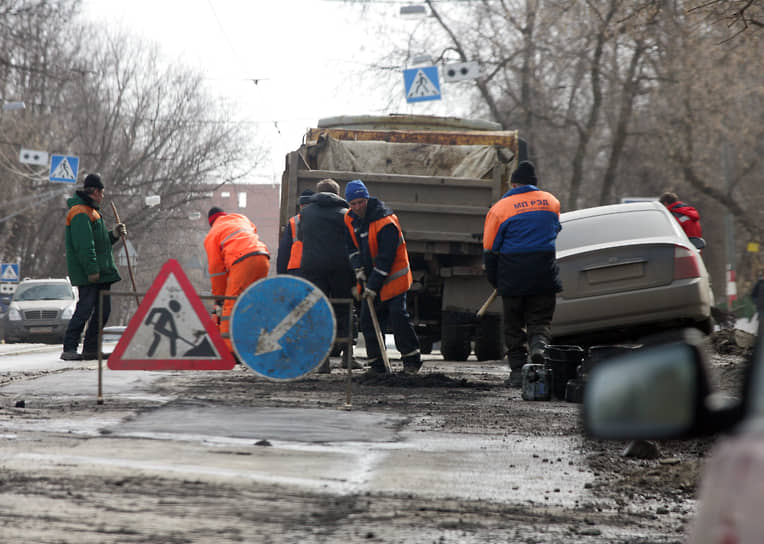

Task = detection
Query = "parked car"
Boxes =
[552,201,713,345]
[2,278,78,344]
[583,323,759,543]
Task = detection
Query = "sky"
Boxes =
[80,0,459,185]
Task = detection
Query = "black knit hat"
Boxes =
[511,161,537,185]
[208,206,226,225]
[83,173,104,189]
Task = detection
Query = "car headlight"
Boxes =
[61,303,76,319]
[8,306,22,321]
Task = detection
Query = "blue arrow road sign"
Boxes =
[230,276,335,380]
[0,263,20,282]
[403,65,441,103]
[49,154,79,183]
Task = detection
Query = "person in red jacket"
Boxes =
[659,192,702,239]
[204,207,270,353]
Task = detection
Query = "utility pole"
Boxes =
[723,141,737,310]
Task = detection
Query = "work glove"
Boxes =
[112,223,127,238]
[88,272,100,283]
[354,268,367,283]
[362,287,376,301]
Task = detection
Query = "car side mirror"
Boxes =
[583,329,742,440]
[689,236,706,250]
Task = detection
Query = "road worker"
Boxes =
[299,179,359,372]
[482,161,562,387]
[61,173,125,361]
[276,189,314,274]
[204,206,270,353]
[344,179,421,375]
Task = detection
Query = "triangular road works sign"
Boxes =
[109,259,235,370]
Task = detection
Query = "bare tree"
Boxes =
[0,4,264,324]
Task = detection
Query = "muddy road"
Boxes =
[0,331,751,543]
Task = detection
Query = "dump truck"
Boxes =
[280,114,526,361]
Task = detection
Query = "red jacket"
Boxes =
[667,201,702,238]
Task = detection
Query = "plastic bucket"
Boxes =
[544,345,584,400]
[584,345,638,375]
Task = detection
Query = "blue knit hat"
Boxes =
[345,179,370,201]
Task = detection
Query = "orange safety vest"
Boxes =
[345,212,412,301]
[287,215,302,271]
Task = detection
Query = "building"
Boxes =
[201,183,280,279]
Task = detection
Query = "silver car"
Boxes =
[552,201,713,343]
[3,278,78,343]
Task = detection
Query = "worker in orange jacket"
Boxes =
[204,207,270,353]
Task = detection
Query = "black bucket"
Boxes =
[584,345,639,375]
[544,345,585,400]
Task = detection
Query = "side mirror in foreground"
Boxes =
[583,329,742,440]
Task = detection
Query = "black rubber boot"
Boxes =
[529,336,549,365]
[363,358,386,376]
[316,358,331,374]
[504,351,527,388]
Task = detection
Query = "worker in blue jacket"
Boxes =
[483,161,562,387]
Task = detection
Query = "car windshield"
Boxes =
[13,284,74,301]
[557,209,675,252]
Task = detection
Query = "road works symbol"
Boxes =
[230,276,335,380]
[109,259,234,370]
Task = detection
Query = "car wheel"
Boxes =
[419,338,433,355]
[695,317,713,335]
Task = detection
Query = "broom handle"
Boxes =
[110,201,140,306]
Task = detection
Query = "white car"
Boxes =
[553,201,713,344]
[2,278,78,343]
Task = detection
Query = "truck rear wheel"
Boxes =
[441,325,471,361]
[475,315,503,361]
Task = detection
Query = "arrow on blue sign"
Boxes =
[230,276,335,380]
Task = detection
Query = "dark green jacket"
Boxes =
[65,191,121,287]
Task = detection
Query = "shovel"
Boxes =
[364,288,392,374]
[476,289,498,319]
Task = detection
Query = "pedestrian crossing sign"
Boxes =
[109,259,235,371]
[49,154,79,183]
[0,263,20,282]
[403,66,441,103]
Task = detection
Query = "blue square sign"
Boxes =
[49,154,80,183]
[1,263,20,282]
[403,66,441,103]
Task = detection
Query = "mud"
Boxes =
[0,330,750,543]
